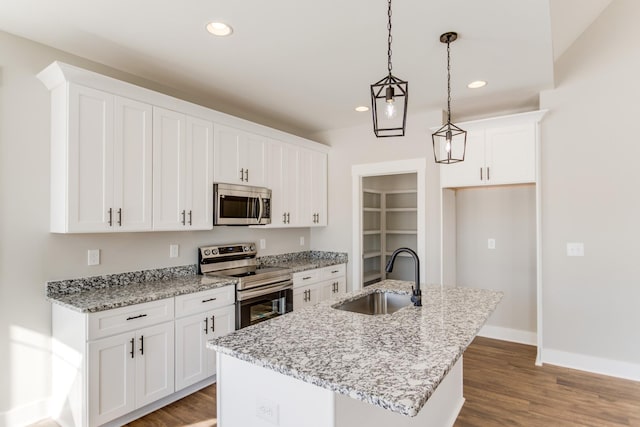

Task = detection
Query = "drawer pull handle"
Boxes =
[130,338,135,358]
[139,335,144,355]
[331,270,339,274]
[202,297,217,303]
[303,276,312,280]
[126,314,148,321]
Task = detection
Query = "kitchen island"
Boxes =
[208,280,502,427]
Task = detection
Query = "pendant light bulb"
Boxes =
[445,130,452,153]
[384,86,397,119]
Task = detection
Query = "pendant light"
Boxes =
[370,0,408,138]
[432,32,467,164]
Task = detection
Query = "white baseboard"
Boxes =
[542,349,640,382]
[478,324,537,346]
[0,397,50,427]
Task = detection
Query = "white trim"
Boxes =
[0,397,51,427]
[542,350,640,382]
[478,325,537,346]
[351,159,427,291]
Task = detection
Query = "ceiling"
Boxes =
[0,0,612,138]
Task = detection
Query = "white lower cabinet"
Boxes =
[88,322,174,426]
[293,264,347,310]
[174,288,235,391]
[51,285,236,427]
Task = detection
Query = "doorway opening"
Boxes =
[351,159,426,291]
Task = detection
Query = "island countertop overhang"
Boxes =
[208,280,502,417]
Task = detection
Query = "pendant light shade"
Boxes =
[370,0,408,137]
[432,32,466,164]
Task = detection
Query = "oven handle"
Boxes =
[237,274,292,290]
[237,280,293,301]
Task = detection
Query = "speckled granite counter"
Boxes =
[209,280,502,417]
[259,250,348,273]
[46,265,236,313]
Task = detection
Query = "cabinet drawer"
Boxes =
[321,264,346,280]
[175,285,235,318]
[293,269,321,287]
[88,298,174,340]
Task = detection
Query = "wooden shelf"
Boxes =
[386,208,417,212]
[363,251,382,259]
[363,207,382,212]
[386,229,417,234]
[363,230,381,235]
[363,272,382,283]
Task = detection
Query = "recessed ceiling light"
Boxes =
[355,106,369,112]
[206,22,233,37]
[467,80,487,89]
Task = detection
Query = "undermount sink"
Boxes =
[333,292,412,315]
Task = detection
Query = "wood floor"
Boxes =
[33,337,640,426]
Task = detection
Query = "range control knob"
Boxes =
[204,249,211,256]
[250,244,256,251]
[243,246,249,252]
[211,248,219,255]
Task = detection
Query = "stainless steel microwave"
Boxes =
[213,183,272,225]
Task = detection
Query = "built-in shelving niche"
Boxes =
[362,174,417,285]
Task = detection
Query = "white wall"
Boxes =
[0,30,310,425]
[455,185,537,338]
[539,0,640,376]
[310,111,443,288]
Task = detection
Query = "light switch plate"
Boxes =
[260,239,266,249]
[87,249,100,266]
[256,397,279,425]
[488,238,496,250]
[566,242,584,257]
[170,244,179,258]
[299,236,305,246]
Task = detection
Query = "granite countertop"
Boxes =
[46,266,236,313]
[259,250,348,273]
[208,280,502,417]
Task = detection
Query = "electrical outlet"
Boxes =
[488,238,496,250]
[87,249,100,266]
[260,239,266,250]
[256,397,279,425]
[170,244,179,258]
[566,242,584,257]
[299,236,305,246]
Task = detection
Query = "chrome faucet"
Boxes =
[385,247,422,307]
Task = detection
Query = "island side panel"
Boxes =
[334,358,464,427]
[217,353,335,427]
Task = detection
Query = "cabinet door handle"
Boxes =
[188,210,193,226]
[139,335,144,355]
[117,208,122,226]
[130,337,135,358]
[108,208,113,226]
[204,317,209,334]
[244,169,249,182]
[211,315,215,333]
[126,314,147,321]
[283,213,287,223]
[240,168,245,181]
[480,167,483,181]
[286,212,290,224]
[181,210,186,225]
[487,166,490,181]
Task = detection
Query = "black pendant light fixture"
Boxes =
[370,0,408,138]
[432,32,467,164]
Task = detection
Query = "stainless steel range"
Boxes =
[198,243,293,329]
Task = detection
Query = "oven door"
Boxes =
[236,281,293,329]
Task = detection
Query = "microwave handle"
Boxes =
[256,195,264,223]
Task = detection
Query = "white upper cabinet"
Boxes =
[39,62,327,233]
[439,111,546,189]
[266,140,327,228]
[152,107,213,231]
[48,83,153,233]
[304,149,328,227]
[213,124,267,187]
